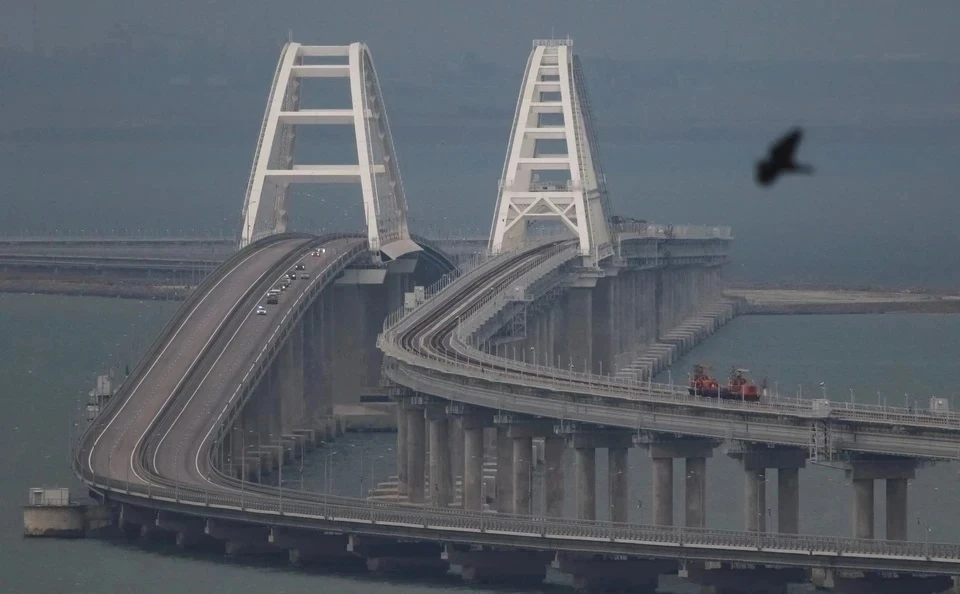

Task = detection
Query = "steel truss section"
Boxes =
[239,42,416,261]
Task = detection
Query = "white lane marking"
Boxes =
[195,241,356,486]
[131,241,308,483]
[150,278,263,476]
[87,243,275,477]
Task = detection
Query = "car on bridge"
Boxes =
[299,273,310,279]
[310,248,325,256]
[295,263,305,271]
[266,294,279,304]
[255,305,267,316]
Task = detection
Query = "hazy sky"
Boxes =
[3,1,960,288]
[4,1,960,64]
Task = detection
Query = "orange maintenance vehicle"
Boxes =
[688,364,761,401]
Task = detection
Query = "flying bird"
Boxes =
[755,127,814,187]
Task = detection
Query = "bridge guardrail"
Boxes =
[71,465,960,568]
[209,238,369,456]
[379,250,960,436]
[382,235,574,333]
[74,233,316,464]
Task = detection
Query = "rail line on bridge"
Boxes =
[379,244,960,462]
[71,237,960,578]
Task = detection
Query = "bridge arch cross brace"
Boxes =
[239,41,415,260]
[489,39,613,261]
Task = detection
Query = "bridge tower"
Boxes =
[489,39,614,262]
[239,42,418,261]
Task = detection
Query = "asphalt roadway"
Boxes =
[81,235,362,491]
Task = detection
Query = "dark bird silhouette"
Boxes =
[755,127,814,187]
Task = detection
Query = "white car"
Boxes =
[255,306,267,316]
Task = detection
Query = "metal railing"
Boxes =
[382,236,574,333]
[380,249,960,438]
[613,223,733,240]
[71,465,960,571]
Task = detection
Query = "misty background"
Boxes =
[1,1,959,288]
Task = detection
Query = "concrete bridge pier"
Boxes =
[396,401,408,497]
[449,415,464,503]
[447,402,494,511]
[277,327,305,436]
[501,419,555,514]
[728,445,806,534]
[306,294,332,429]
[641,438,717,527]
[446,545,552,585]
[682,562,805,594]
[348,534,448,576]
[495,426,514,513]
[555,553,673,594]
[404,399,426,504]
[566,431,634,521]
[544,435,565,517]
[555,288,592,373]
[154,511,206,549]
[591,273,616,375]
[425,404,452,507]
[458,411,494,510]
[811,568,952,594]
[268,528,360,568]
[845,458,916,540]
[204,519,279,557]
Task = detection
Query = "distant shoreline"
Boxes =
[0,280,187,301]
[4,279,960,316]
[725,287,960,315]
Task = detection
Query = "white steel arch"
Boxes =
[489,39,613,261]
[239,41,416,260]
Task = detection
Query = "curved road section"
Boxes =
[76,233,365,492]
[71,235,960,575]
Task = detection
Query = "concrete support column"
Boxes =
[463,427,484,511]
[591,278,614,375]
[575,448,596,521]
[495,426,513,513]
[853,478,875,539]
[652,457,674,526]
[449,417,464,500]
[406,409,425,504]
[544,436,565,517]
[512,437,533,514]
[778,467,800,534]
[886,478,908,541]
[428,416,451,507]
[557,288,592,373]
[396,404,408,496]
[744,468,767,532]
[685,457,706,528]
[608,448,629,523]
[846,458,915,541]
[730,445,805,535]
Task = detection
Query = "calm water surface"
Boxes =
[2,294,959,593]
